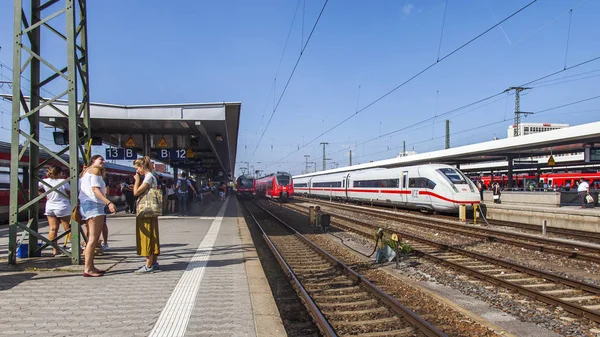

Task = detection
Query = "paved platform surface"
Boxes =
[0,197,284,337]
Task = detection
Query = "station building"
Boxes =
[508,122,569,138]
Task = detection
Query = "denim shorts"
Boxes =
[80,201,106,221]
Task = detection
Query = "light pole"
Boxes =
[304,155,310,173]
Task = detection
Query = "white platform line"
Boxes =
[149,198,229,337]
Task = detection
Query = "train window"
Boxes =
[342,180,345,188]
[276,174,291,186]
[293,183,307,187]
[353,179,399,188]
[238,178,254,188]
[313,181,341,188]
[436,168,467,185]
[408,178,436,189]
[267,180,273,189]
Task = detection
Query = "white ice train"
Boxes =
[293,164,480,213]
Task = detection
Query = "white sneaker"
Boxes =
[101,243,110,251]
[134,265,154,274]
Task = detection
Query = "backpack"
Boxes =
[178,179,189,193]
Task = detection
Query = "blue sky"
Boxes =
[1,0,599,177]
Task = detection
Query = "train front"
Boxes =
[236,176,255,199]
[433,166,480,212]
[275,172,293,202]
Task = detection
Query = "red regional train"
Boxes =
[0,141,172,224]
[479,171,600,190]
[235,175,255,199]
[255,171,294,201]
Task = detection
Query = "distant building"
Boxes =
[507,122,569,138]
[398,151,417,157]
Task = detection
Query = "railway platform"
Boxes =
[0,197,285,337]
[482,201,600,233]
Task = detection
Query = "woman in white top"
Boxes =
[38,166,71,256]
[79,155,117,277]
[166,179,176,214]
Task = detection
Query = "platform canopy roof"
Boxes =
[2,95,241,181]
[295,121,600,178]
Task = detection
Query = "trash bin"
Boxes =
[17,243,42,258]
[320,214,330,230]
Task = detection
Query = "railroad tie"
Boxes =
[521,283,556,288]
[540,289,580,295]
[559,295,598,302]
[338,326,416,337]
[318,299,378,308]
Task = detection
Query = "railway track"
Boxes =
[282,203,600,324]
[295,198,600,265]
[243,200,447,337]
[294,196,600,244]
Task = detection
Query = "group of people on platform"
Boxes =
[475,177,596,208]
[37,154,209,277]
[120,172,198,216]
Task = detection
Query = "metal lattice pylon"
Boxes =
[9,0,91,265]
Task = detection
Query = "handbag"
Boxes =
[137,177,163,217]
[493,195,500,200]
[71,202,83,224]
[586,194,594,204]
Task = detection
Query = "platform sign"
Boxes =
[157,148,171,160]
[171,148,187,159]
[156,137,169,148]
[585,147,600,163]
[106,148,137,160]
[125,137,136,148]
[547,155,556,166]
[186,147,194,158]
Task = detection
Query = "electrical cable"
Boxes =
[273,2,544,166]
[341,94,600,164]
[251,0,329,161]
[329,231,381,257]
[280,53,600,170]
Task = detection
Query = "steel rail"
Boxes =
[243,202,337,337]
[251,201,448,337]
[297,196,600,242]
[298,198,600,264]
[284,204,600,323]
[486,219,600,242]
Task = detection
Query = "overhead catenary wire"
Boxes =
[281,52,600,170]
[250,0,329,161]
[344,93,600,165]
[273,0,539,166]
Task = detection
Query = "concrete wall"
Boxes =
[483,203,600,233]
[483,191,561,207]
[483,191,599,208]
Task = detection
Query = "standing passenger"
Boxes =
[577,177,590,209]
[492,182,501,204]
[176,173,196,216]
[133,156,160,273]
[38,166,71,256]
[79,155,116,277]
[166,179,176,214]
[477,178,485,201]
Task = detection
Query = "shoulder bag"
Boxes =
[137,177,163,217]
[586,194,594,204]
[71,202,83,224]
